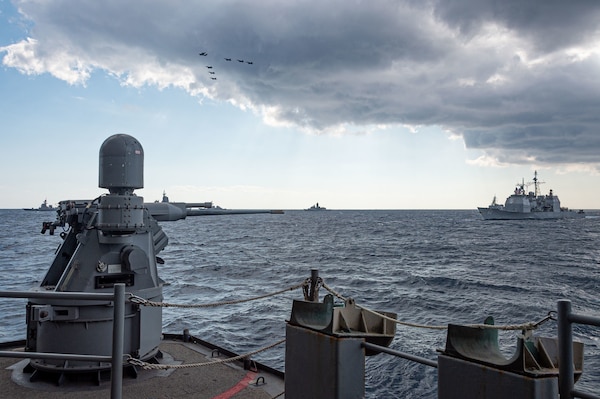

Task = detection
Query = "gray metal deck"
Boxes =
[1,338,284,399]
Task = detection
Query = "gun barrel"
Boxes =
[186,209,284,216]
[41,200,283,230]
[185,202,213,208]
[145,202,284,220]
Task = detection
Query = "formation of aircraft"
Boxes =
[198,51,254,82]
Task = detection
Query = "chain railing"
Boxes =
[3,272,596,399]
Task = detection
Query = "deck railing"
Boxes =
[558,299,600,399]
[0,284,125,399]
[0,288,598,399]
[361,299,599,398]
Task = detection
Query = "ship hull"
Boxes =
[478,207,585,220]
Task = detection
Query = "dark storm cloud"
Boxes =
[428,0,600,52]
[2,0,600,166]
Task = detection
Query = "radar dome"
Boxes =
[99,134,144,193]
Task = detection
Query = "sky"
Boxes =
[1,0,600,210]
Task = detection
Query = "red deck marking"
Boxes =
[211,371,257,399]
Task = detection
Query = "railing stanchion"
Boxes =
[111,283,125,399]
[558,299,574,399]
[309,269,319,302]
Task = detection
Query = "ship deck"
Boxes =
[0,335,285,398]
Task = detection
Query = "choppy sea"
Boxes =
[1,208,599,398]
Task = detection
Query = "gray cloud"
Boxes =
[428,0,600,53]
[2,0,600,166]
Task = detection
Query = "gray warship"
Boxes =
[305,202,326,211]
[23,199,55,211]
[478,171,585,220]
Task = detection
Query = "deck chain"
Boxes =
[128,280,309,308]
[321,281,541,332]
[130,278,541,332]
[126,339,286,370]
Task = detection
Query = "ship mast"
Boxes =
[528,170,545,196]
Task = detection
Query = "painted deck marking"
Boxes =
[211,371,257,399]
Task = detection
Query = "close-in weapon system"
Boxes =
[26,134,280,382]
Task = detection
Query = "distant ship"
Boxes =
[23,199,55,211]
[306,202,327,211]
[478,171,585,220]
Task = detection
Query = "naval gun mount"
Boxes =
[26,134,279,384]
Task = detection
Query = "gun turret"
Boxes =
[27,133,283,379]
[26,134,165,377]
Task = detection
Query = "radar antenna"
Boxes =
[527,170,545,196]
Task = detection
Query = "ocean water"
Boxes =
[1,208,599,398]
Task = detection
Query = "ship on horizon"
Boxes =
[23,199,55,211]
[478,171,585,220]
[305,202,327,211]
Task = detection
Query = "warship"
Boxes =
[478,171,585,220]
[23,199,55,211]
[305,203,326,211]
[0,135,598,399]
